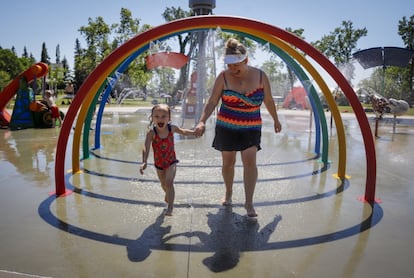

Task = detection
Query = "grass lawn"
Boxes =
[337,105,414,117]
[8,96,414,117]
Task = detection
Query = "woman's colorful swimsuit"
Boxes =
[152,124,178,170]
[216,71,265,131]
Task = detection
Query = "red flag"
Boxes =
[145,52,188,70]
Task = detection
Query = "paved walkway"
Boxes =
[1,108,413,277]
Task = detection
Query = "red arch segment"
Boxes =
[54,16,376,203]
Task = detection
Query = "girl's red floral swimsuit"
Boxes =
[152,124,178,170]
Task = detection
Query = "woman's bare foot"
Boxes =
[222,190,232,206]
[245,204,257,217]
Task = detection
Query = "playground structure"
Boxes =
[0,62,64,129]
[370,92,410,136]
[50,15,378,206]
[282,86,310,110]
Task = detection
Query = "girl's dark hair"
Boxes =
[148,104,171,128]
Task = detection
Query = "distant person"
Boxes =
[44,90,62,127]
[64,81,75,104]
[65,81,74,95]
[194,38,282,218]
[140,104,197,216]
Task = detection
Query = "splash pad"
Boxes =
[53,15,377,204]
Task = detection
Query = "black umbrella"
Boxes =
[353,47,414,69]
[353,47,414,95]
[353,47,414,137]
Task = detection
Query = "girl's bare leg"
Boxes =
[156,169,168,203]
[163,165,176,216]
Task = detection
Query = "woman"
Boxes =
[195,38,282,217]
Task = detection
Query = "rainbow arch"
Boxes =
[54,15,377,203]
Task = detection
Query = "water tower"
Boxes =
[189,0,216,15]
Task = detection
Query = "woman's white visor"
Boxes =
[224,54,247,64]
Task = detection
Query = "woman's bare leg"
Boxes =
[241,146,258,217]
[221,151,236,205]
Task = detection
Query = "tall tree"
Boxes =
[40,42,50,64]
[22,47,29,58]
[261,57,289,98]
[112,7,140,46]
[61,56,70,80]
[0,48,22,89]
[162,6,193,93]
[78,16,111,71]
[398,15,414,95]
[55,44,61,64]
[73,38,87,91]
[111,8,152,100]
[312,20,367,85]
[285,27,305,91]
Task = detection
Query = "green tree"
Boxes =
[73,8,154,102]
[61,56,70,81]
[285,27,305,91]
[0,48,21,90]
[399,15,414,50]
[0,48,36,90]
[55,44,61,64]
[398,15,414,96]
[312,20,367,85]
[20,49,36,70]
[78,16,111,72]
[112,7,141,46]
[73,38,87,91]
[40,42,50,64]
[162,6,194,94]
[111,8,153,100]
[22,47,29,58]
[261,58,289,98]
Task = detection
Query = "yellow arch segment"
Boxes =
[71,36,170,171]
[71,81,101,172]
[266,35,346,177]
[71,65,126,172]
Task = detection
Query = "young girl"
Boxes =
[140,104,196,216]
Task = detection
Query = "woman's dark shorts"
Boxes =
[212,125,261,151]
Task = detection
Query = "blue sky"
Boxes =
[0,0,412,86]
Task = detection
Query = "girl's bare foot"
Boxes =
[221,198,232,206]
[164,208,173,216]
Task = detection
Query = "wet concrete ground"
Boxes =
[1,107,414,278]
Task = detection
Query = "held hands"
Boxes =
[194,122,206,137]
